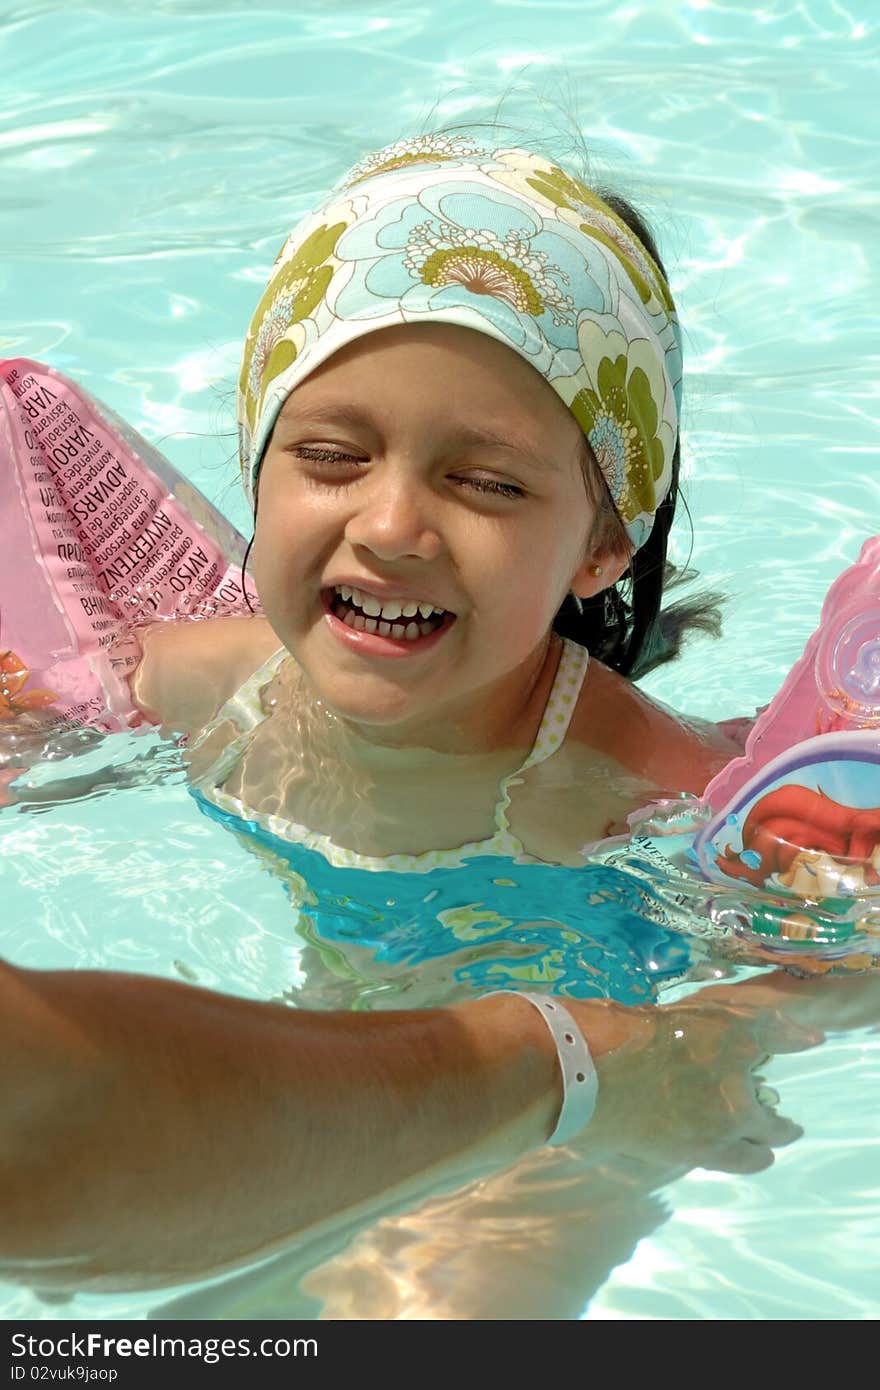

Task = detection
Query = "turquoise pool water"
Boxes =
[1,0,879,1319]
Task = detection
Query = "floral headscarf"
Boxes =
[238,134,682,550]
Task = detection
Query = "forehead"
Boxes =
[277,322,582,440]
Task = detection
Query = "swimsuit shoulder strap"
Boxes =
[517,637,590,775]
[492,637,591,850]
[188,645,287,789]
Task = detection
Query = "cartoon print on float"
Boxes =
[591,548,880,973]
[709,780,880,897]
[683,538,880,965]
[688,733,880,965]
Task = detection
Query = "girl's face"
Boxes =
[253,322,625,742]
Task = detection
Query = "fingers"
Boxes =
[750,1011,825,1057]
[705,1139,776,1175]
[755,1083,780,1107]
[591,995,814,1174]
[700,1100,803,1174]
[752,1109,803,1148]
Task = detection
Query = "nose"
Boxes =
[343,470,444,563]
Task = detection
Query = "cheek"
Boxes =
[251,518,295,611]
[526,517,592,609]
[250,517,271,585]
[479,540,572,637]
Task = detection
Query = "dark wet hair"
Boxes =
[551,189,723,679]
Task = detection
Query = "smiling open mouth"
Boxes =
[325,585,454,642]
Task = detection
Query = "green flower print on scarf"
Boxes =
[239,220,347,431]
[524,164,676,316]
[571,353,666,525]
[414,235,571,322]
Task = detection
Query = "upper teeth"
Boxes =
[335,585,444,621]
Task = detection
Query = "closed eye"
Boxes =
[454,476,524,499]
[293,446,361,464]
[291,447,524,499]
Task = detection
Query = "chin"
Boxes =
[322,690,425,729]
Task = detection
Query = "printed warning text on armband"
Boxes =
[96,511,177,585]
[11,362,253,651]
[0,363,260,733]
[216,576,247,605]
[16,394,136,648]
[61,695,112,727]
[66,460,128,522]
[10,373,55,411]
[20,393,131,526]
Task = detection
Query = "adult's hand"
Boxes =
[566,986,821,1179]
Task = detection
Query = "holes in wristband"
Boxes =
[484,990,597,1146]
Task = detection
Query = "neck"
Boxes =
[287,634,563,776]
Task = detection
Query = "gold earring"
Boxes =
[589,564,602,577]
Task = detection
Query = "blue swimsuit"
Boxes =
[190,640,692,1005]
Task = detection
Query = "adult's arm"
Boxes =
[0,961,824,1292]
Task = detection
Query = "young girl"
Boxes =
[6,133,867,1310]
[139,138,729,796]
[129,135,739,1011]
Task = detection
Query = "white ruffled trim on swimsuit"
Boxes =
[191,638,590,873]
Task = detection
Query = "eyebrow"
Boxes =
[276,402,557,470]
[276,403,378,435]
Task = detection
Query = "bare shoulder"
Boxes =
[570,659,741,797]
[130,615,281,735]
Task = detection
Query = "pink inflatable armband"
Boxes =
[1,359,257,732]
[693,539,880,909]
[704,536,880,810]
[596,538,880,972]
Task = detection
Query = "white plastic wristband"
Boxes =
[486,990,599,1146]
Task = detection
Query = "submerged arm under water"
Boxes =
[0,959,843,1294]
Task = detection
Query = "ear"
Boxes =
[570,535,632,600]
